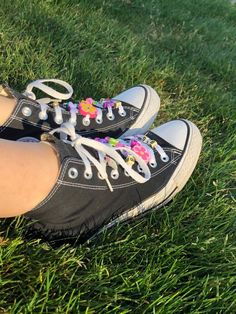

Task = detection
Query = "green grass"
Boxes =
[0,0,236,312]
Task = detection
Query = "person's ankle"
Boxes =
[0,95,17,126]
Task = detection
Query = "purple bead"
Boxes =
[100,139,108,144]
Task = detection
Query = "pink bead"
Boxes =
[132,144,150,163]
[131,140,138,147]
[116,142,125,148]
[86,98,94,105]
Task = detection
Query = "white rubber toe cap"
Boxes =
[151,120,190,150]
[113,84,160,136]
[113,85,147,109]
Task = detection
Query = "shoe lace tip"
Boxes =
[106,178,114,192]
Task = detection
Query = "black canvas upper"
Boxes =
[0,84,141,141]
[24,130,184,246]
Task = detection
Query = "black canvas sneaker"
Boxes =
[0,79,160,142]
[24,119,202,246]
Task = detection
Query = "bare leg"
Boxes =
[0,95,59,218]
[0,95,16,126]
[0,139,59,217]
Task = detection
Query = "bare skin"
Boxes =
[0,96,59,218]
[0,95,17,126]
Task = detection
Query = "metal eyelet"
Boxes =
[161,155,169,163]
[22,107,32,117]
[68,167,78,179]
[119,111,126,117]
[137,165,144,173]
[84,171,93,179]
[98,172,104,180]
[149,161,157,168]
[96,117,103,124]
[107,113,115,121]
[111,171,119,180]
[82,118,90,126]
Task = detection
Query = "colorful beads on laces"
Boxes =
[79,98,97,118]
[150,140,158,149]
[95,137,107,144]
[126,155,135,166]
[68,102,78,113]
[95,136,122,147]
[108,137,119,147]
[103,99,116,109]
[94,136,151,164]
[64,98,123,122]
[131,142,151,163]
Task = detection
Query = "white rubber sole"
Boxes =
[120,84,160,137]
[101,120,202,231]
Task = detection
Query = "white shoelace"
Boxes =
[23,79,126,126]
[49,123,152,192]
[23,79,73,124]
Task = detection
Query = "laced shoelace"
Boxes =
[49,123,169,192]
[23,79,126,126]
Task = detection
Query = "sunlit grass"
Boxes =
[0,0,236,312]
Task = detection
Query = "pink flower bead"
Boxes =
[86,98,94,105]
[79,99,97,118]
[132,143,150,163]
[131,140,138,147]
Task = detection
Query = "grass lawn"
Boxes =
[0,0,236,312]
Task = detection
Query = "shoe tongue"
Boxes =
[0,84,38,103]
[40,133,79,163]
[40,132,152,168]
[40,133,119,164]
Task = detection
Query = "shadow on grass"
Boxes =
[1,0,236,104]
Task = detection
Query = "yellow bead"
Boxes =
[52,100,61,107]
[143,136,149,143]
[115,101,122,108]
[126,155,135,166]
[150,140,158,149]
